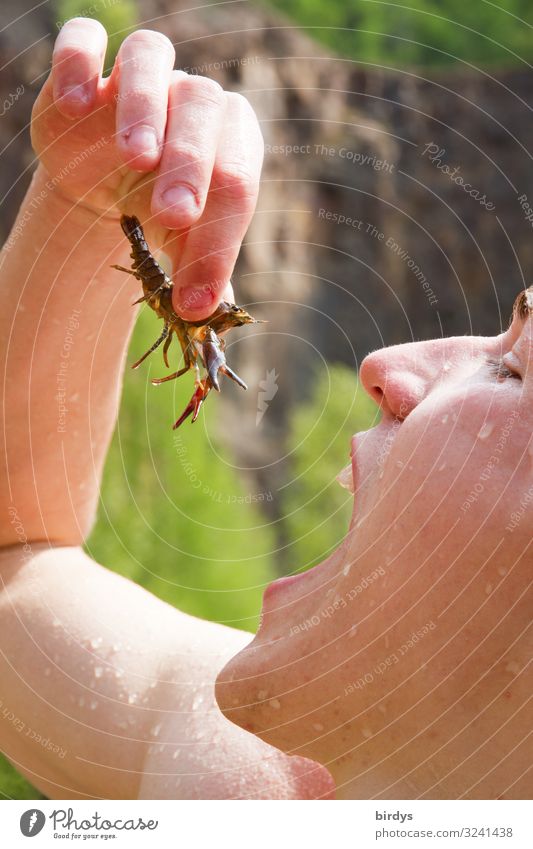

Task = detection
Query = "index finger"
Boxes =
[169,92,264,320]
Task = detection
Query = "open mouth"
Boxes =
[261,424,396,612]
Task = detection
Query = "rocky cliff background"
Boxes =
[2,0,533,484]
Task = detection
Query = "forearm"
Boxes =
[0,165,139,546]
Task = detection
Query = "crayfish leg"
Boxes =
[151,365,189,385]
[162,332,172,368]
[111,263,141,279]
[131,323,169,370]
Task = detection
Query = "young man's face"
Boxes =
[216,290,533,796]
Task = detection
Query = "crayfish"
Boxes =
[112,214,262,429]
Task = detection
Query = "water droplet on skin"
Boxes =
[94,667,103,679]
[89,699,98,710]
[477,422,494,440]
[441,414,449,424]
[343,563,351,577]
[52,618,61,628]
[128,693,138,705]
[172,749,181,760]
[312,723,324,732]
[396,460,404,469]
[485,583,493,595]
[438,463,446,472]
[362,727,373,739]
[257,690,268,701]
[192,693,203,710]
[378,469,384,479]
[505,661,520,675]
[90,637,103,650]
[442,362,451,373]
[349,624,357,637]
[498,566,507,577]
[152,723,162,737]
[268,699,281,710]
[356,517,365,528]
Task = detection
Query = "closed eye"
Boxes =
[487,357,521,381]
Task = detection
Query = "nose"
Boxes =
[359,343,430,420]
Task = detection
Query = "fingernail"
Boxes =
[126,125,159,155]
[58,83,91,106]
[178,285,215,312]
[161,185,197,217]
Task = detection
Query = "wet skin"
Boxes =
[217,289,533,800]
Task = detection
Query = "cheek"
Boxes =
[371,392,527,542]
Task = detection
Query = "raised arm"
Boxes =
[0,19,333,800]
[1,18,263,548]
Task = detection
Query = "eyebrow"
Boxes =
[510,286,533,325]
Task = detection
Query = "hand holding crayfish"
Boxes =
[31,18,264,321]
[114,214,263,429]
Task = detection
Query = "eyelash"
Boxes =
[487,357,521,381]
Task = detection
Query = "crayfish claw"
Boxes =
[172,380,211,429]
[220,364,247,390]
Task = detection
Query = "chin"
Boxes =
[215,644,268,737]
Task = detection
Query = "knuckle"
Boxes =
[162,142,208,180]
[180,74,224,107]
[213,163,258,207]
[224,90,253,117]
[118,84,161,109]
[122,28,174,56]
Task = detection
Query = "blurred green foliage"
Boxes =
[264,0,533,67]
[84,306,277,633]
[55,0,137,66]
[282,364,378,571]
[0,758,46,800]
